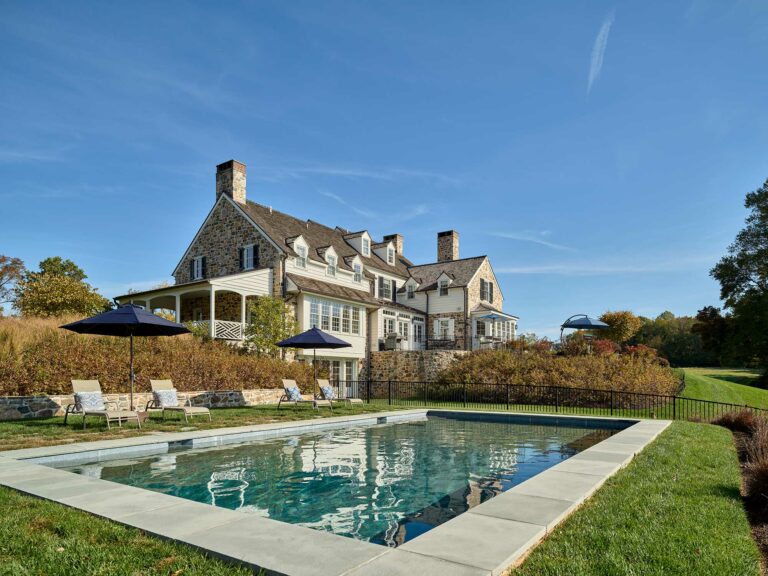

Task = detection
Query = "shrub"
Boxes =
[712,409,759,435]
[437,349,680,396]
[0,316,319,395]
[592,339,620,356]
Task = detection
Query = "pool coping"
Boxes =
[0,409,671,576]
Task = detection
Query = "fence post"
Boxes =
[366,379,371,404]
[425,381,429,407]
[673,395,677,420]
[506,384,510,411]
[388,380,392,406]
[463,382,467,408]
[555,387,559,413]
[610,389,614,416]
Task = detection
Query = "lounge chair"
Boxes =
[148,379,211,423]
[317,379,364,405]
[278,379,332,411]
[66,380,141,430]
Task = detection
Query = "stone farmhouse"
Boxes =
[116,160,518,382]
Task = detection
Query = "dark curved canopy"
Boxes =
[61,304,189,337]
[560,314,609,330]
[276,327,351,349]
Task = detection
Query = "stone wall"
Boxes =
[427,311,469,350]
[466,257,504,312]
[174,198,281,285]
[367,350,467,382]
[0,388,285,421]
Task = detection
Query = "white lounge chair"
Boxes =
[66,380,141,430]
[316,379,364,405]
[278,379,332,410]
[149,379,211,423]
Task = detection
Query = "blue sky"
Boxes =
[2,1,767,338]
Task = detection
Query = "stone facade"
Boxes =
[0,388,285,421]
[427,311,469,350]
[367,350,467,382]
[216,160,247,205]
[174,199,281,285]
[466,257,504,312]
[437,230,460,262]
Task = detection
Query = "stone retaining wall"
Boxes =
[367,350,467,382]
[0,388,284,421]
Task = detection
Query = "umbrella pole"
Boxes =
[129,333,135,411]
[313,349,317,408]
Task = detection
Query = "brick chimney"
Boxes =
[437,230,459,262]
[383,233,404,255]
[216,160,246,204]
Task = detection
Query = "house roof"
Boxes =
[377,299,425,315]
[405,256,488,292]
[240,201,412,276]
[471,303,519,320]
[285,274,380,307]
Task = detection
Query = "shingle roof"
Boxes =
[285,274,380,306]
[406,256,487,292]
[241,201,412,276]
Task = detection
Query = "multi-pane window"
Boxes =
[477,321,486,337]
[362,238,370,256]
[296,245,307,269]
[342,305,351,333]
[191,256,205,280]
[321,302,330,330]
[480,279,494,303]
[240,245,257,270]
[439,279,449,296]
[398,321,409,341]
[326,255,337,277]
[353,263,362,283]
[310,300,319,328]
[351,307,360,334]
[345,361,354,383]
[387,247,395,265]
[379,277,392,299]
[331,303,341,331]
[438,318,451,339]
[414,322,424,343]
[407,284,415,299]
[331,360,341,384]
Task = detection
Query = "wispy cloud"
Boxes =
[493,231,576,252]
[587,10,615,94]
[254,164,460,187]
[396,204,429,222]
[496,255,715,276]
[319,190,377,218]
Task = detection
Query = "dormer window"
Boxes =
[362,238,370,256]
[295,245,307,269]
[387,247,395,265]
[353,263,362,283]
[407,284,415,299]
[239,245,258,271]
[326,255,337,277]
[439,279,449,296]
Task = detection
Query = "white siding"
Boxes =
[286,256,367,291]
[426,287,465,314]
[211,269,272,295]
[296,294,367,360]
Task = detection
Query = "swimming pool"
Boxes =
[61,412,629,546]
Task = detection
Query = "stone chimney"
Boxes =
[216,160,246,204]
[437,230,459,262]
[383,233,404,255]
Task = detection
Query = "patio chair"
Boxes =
[148,379,211,423]
[278,379,332,411]
[66,380,141,430]
[316,379,364,405]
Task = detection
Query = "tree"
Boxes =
[14,257,111,317]
[0,255,25,314]
[692,306,729,365]
[632,311,714,367]
[599,310,643,344]
[244,296,298,357]
[711,179,768,379]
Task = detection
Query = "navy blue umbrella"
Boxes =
[277,327,351,398]
[560,314,609,342]
[61,304,190,410]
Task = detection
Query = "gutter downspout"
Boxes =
[425,291,430,350]
[464,286,469,351]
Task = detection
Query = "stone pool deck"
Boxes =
[0,409,670,576]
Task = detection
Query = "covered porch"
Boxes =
[115,269,273,341]
[471,307,519,350]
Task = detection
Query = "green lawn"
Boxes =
[682,367,768,408]
[513,421,761,575]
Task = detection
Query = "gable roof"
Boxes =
[404,256,488,292]
[285,274,380,307]
[240,201,412,276]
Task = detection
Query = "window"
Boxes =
[310,300,319,328]
[344,361,354,383]
[342,305,351,333]
[331,360,341,384]
[362,238,370,256]
[387,247,395,265]
[321,302,330,330]
[476,321,486,337]
[439,279,449,296]
[480,279,494,303]
[240,245,258,270]
[353,263,362,283]
[384,317,396,336]
[331,303,341,332]
[406,284,415,299]
[398,321,409,341]
[378,276,392,300]
[326,255,337,277]
[351,307,360,334]
[296,245,307,269]
[414,322,424,343]
[191,256,205,280]
[438,318,451,339]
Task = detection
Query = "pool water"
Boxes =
[63,414,623,546]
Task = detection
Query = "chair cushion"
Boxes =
[153,389,179,408]
[286,387,303,402]
[320,385,336,400]
[74,391,105,411]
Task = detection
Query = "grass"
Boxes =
[513,421,761,575]
[0,404,397,452]
[682,367,767,408]
[0,485,254,576]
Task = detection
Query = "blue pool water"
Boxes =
[63,414,625,546]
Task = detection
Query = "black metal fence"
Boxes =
[331,379,768,421]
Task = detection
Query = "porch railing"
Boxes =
[331,379,768,421]
[214,320,244,340]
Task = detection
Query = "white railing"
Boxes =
[214,320,244,340]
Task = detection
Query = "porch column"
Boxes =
[240,294,247,329]
[209,287,216,338]
[144,299,152,313]
[175,294,181,323]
